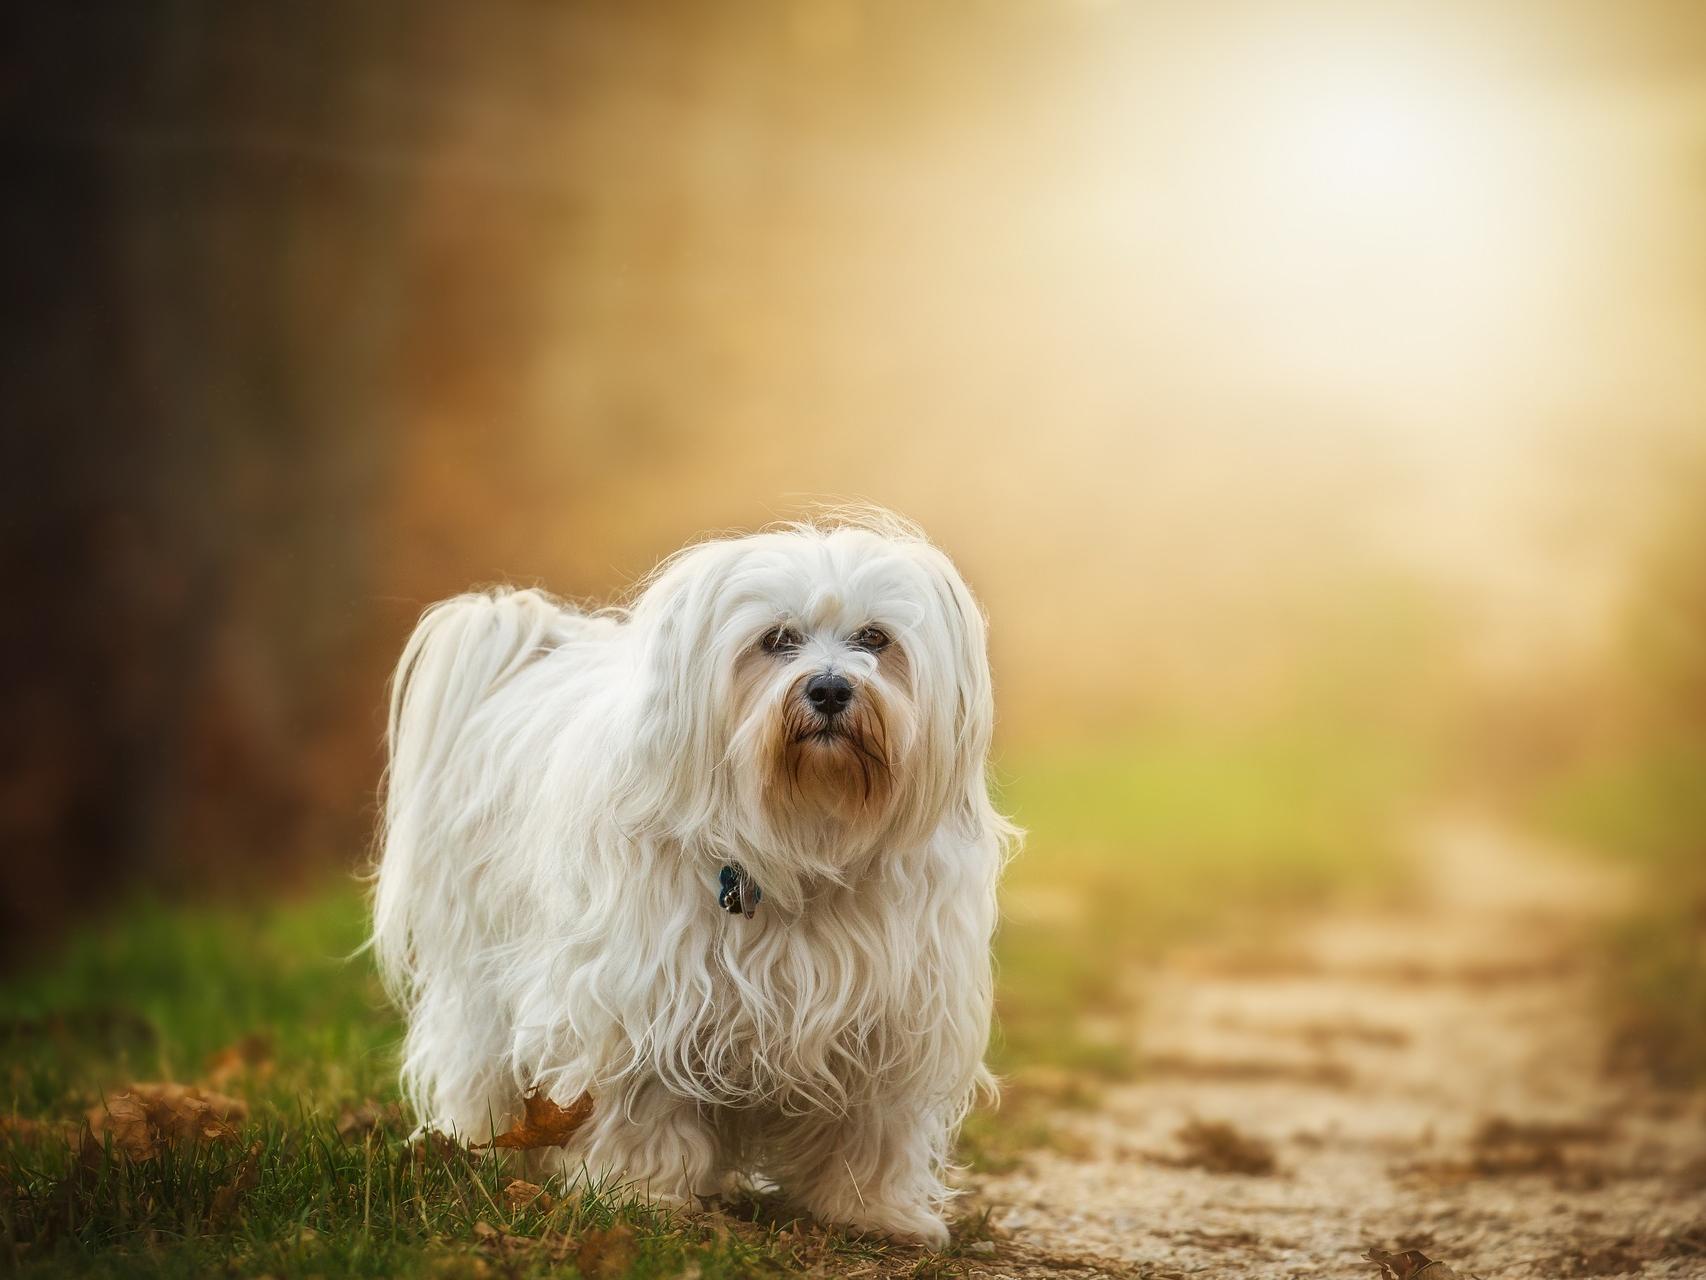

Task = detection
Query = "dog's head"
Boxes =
[623,511,995,888]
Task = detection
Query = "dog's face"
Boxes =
[628,519,994,880]
[728,589,915,828]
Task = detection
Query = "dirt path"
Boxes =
[970,814,1706,1279]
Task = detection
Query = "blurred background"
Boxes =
[2,0,1702,1005]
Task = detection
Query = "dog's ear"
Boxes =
[909,544,998,835]
[615,539,738,835]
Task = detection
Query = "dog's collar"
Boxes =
[718,863,762,918]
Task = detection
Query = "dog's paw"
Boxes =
[842,1204,950,1250]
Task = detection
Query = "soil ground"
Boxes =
[966,814,1706,1279]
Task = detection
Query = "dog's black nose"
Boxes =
[805,673,854,717]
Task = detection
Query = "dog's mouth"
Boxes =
[769,681,897,819]
[793,722,850,746]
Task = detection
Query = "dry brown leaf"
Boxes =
[411,1130,475,1169]
[204,1033,274,1086]
[87,1083,248,1160]
[1402,1115,1602,1184]
[1160,1119,1277,1175]
[1363,1247,1460,1280]
[575,1224,637,1280]
[143,1083,247,1143]
[337,1100,405,1140]
[472,1090,593,1151]
[92,1093,158,1160]
[503,1178,554,1211]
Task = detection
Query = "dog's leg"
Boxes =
[399,988,525,1146]
[774,1105,952,1248]
[541,1078,722,1205]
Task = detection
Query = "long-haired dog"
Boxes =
[371,510,1016,1245]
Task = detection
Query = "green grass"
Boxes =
[1540,742,1706,1086]
[0,896,963,1278]
[4,1130,894,1280]
[2,893,390,1119]
[2,729,1422,1275]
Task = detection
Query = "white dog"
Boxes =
[371,510,1016,1245]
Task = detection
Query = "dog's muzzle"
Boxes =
[804,672,854,720]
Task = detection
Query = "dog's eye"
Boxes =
[760,626,803,655]
[849,626,891,653]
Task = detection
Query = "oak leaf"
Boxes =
[472,1089,593,1151]
[87,1083,248,1160]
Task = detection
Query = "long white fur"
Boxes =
[371,510,1017,1245]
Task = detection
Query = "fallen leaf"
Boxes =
[92,1093,157,1160]
[503,1178,554,1211]
[1158,1119,1276,1175]
[337,1100,405,1140]
[1401,1114,1603,1185]
[411,1131,475,1168]
[472,1090,593,1151]
[142,1083,247,1143]
[87,1083,248,1160]
[575,1224,637,1280]
[204,1033,274,1086]
[1364,1247,1460,1280]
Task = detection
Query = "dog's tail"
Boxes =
[371,587,580,1000]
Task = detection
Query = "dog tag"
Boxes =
[718,864,762,918]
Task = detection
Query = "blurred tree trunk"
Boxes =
[0,4,411,961]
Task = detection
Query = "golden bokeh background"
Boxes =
[5,0,1704,945]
